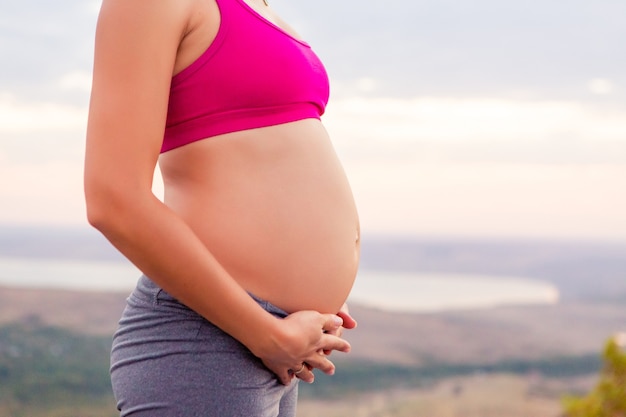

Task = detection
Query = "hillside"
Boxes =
[359,236,626,302]
[0,284,622,368]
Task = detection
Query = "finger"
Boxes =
[304,354,336,375]
[305,337,349,375]
[322,328,343,356]
[337,304,358,329]
[319,333,351,354]
[294,364,315,383]
[321,314,343,332]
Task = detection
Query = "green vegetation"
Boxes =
[301,354,601,398]
[563,337,626,417]
[0,320,607,416]
[0,319,117,417]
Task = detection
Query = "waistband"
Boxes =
[133,274,288,318]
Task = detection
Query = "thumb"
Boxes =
[321,314,343,332]
[337,310,357,330]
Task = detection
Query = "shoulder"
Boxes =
[95,0,202,42]
[95,0,220,69]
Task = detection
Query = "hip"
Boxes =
[110,276,297,416]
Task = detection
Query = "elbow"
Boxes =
[84,187,118,234]
[83,163,157,238]
[84,181,135,235]
[85,199,111,233]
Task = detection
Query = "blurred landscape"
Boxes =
[1,0,624,415]
[0,226,624,416]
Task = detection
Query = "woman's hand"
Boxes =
[322,303,357,356]
[255,310,351,385]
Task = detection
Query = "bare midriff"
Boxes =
[159,118,360,314]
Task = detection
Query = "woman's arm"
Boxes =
[85,0,348,385]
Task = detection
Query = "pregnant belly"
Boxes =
[195,212,360,314]
[159,120,360,314]
[174,182,360,314]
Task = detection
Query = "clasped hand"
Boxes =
[260,303,357,385]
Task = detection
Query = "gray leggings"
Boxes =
[110,275,298,417]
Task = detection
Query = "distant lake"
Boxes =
[0,257,559,313]
[0,257,140,292]
[351,271,559,313]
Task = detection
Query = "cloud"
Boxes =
[587,78,615,95]
[348,160,626,240]
[57,70,93,93]
[1,92,624,240]
[0,94,87,133]
[275,0,626,100]
[1,0,624,240]
[318,95,626,240]
[0,159,86,225]
[354,77,378,94]
[324,96,626,165]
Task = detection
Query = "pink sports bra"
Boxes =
[161,0,330,153]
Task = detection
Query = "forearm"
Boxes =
[88,192,279,357]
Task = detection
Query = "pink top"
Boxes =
[162,0,330,153]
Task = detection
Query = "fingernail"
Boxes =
[333,316,343,326]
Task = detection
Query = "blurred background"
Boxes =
[0,0,625,416]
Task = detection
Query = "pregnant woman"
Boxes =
[84,0,360,415]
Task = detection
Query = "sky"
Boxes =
[0,0,625,241]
